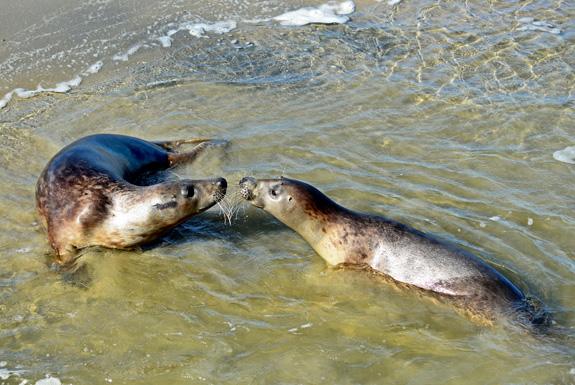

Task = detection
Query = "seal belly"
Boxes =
[368,223,524,301]
[370,238,480,296]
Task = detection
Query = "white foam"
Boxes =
[273,1,355,26]
[0,91,15,109]
[0,61,103,109]
[82,61,104,75]
[553,146,575,164]
[113,44,143,62]
[157,36,173,48]
[182,21,237,38]
[518,18,561,34]
[0,366,24,381]
[0,369,13,380]
[50,76,83,93]
[387,0,403,5]
[155,21,236,48]
[35,377,61,385]
[156,20,237,48]
[1,2,359,110]
[8,77,82,100]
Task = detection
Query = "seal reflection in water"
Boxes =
[239,176,547,328]
[36,134,227,266]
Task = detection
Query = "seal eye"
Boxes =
[270,187,280,198]
[181,185,195,198]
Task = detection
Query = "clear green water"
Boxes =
[1,0,574,384]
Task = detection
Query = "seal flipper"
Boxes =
[167,139,229,167]
[153,138,212,151]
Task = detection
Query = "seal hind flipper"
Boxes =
[167,139,229,167]
[153,138,213,151]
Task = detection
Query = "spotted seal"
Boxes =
[239,176,547,327]
[36,133,227,266]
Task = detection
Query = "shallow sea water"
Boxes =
[1,0,574,384]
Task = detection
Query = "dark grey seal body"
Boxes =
[239,176,547,327]
[36,134,227,265]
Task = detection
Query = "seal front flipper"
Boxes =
[167,139,229,167]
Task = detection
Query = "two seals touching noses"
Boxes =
[36,134,227,266]
[35,135,548,328]
[239,176,548,328]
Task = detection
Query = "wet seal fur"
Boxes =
[36,134,227,266]
[239,176,548,328]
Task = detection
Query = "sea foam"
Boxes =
[518,17,562,34]
[156,20,237,48]
[112,44,143,62]
[1,2,355,110]
[83,61,104,75]
[0,61,103,109]
[553,146,575,164]
[273,1,355,26]
[35,377,62,385]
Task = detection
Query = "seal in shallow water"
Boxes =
[239,176,547,327]
[36,133,227,266]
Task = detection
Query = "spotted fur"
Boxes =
[239,176,549,328]
[36,134,227,265]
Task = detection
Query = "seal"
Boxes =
[36,133,227,266]
[239,176,547,327]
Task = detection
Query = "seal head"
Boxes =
[91,177,227,249]
[239,176,338,227]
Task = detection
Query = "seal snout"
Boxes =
[239,176,257,200]
[180,177,227,202]
[215,177,227,191]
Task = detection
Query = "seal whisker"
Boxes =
[215,188,246,225]
[217,200,234,226]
